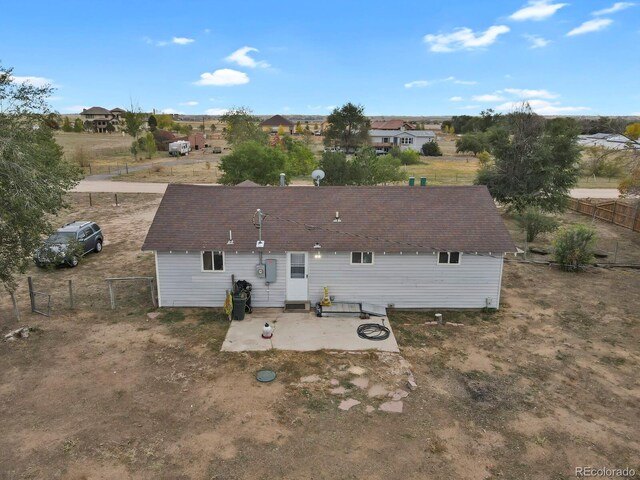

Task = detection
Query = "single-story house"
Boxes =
[176,132,206,150]
[369,128,437,153]
[142,184,515,309]
[260,115,294,135]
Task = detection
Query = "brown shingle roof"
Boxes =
[81,106,112,115]
[260,115,294,127]
[142,185,515,254]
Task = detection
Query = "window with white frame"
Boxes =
[400,137,413,144]
[382,137,390,143]
[438,252,460,264]
[202,251,224,271]
[351,252,374,264]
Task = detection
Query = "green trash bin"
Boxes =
[232,293,247,320]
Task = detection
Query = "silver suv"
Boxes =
[34,221,104,267]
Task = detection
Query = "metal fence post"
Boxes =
[27,276,35,312]
[108,280,115,309]
[68,280,74,309]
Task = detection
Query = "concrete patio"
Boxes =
[221,309,400,353]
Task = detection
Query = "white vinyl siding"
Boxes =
[308,253,503,309]
[156,252,286,307]
[155,251,505,309]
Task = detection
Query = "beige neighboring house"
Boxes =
[79,106,125,133]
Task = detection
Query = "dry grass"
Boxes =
[0,194,639,479]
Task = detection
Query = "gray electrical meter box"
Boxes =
[265,259,277,283]
[256,264,266,278]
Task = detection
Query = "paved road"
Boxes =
[570,188,620,199]
[72,181,623,199]
[72,181,168,193]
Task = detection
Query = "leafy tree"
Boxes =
[388,146,420,165]
[218,141,287,185]
[477,151,492,167]
[579,116,626,135]
[295,121,303,134]
[281,137,317,176]
[624,122,640,140]
[220,107,268,146]
[0,65,82,318]
[619,166,640,197]
[319,147,405,185]
[62,116,73,132]
[475,104,581,212]
[440,120,452,132]
[210,123,217,133]
[554,225,596,271]
[581,146,624,178]
[144,132,157,159]
[319,151,351,185]
[148,114,158,132]
[277,125,286,136]
[421,142,443,157]
[43,113,61,130]
[73,118,84,133]
[156,114,174,130]
[83,120,93,132]
[323,102,371,153]
[123,107,147,160]
[106,122,115,133]
[455,133,488,157]
[515,207,559,242]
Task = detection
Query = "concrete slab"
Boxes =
[221,309,400,353]
[351,377,370,389]
[379,401,403,413]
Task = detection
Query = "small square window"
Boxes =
[438,252,461,265]
[351,252,373,264]
[203,251,224,271]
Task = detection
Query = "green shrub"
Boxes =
[553,224,597,271]
[421,142,443,157]
[388,147,420,165]
[515,207,559,242]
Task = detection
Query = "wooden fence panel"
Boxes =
[567,199,640,233]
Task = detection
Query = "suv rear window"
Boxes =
[91,224,101,233]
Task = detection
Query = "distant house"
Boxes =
[142,184,515,309]
[370,120,413,130]
[79,107,125,133]
[369,128,436,153]
[260,115,294,135]
[577,133,640,151]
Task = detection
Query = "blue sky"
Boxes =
[2,0,639,116]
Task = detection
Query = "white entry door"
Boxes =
[286,252,308,301]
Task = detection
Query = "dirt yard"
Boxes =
[1,194,639,480]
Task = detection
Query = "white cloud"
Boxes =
[10,75,53,87]
[453,78,477,85]
[567,18,613,36]
[62,105,88,113]
[194,69,250,86]
[225,46,270,68]
[495,99,590,115]
[473,94,506,102]
[404,80,430,88]
[160,108,185,114]
[179,101,199,106]
[172,37,194,45]
[593,2,635,15]
[205,108,229,115]
[449,96,463,101]
[308,105,336,111]
[424,25,510,52]
[509,0,568,21]
[523,34,551,48]
[503,88,558,99]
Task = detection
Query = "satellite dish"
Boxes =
[311,169,325,186]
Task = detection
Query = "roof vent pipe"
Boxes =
[408,176,415,187]
[420,177,427,187]
[279,173,286,187]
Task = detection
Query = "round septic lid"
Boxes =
[256,370,277,383]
